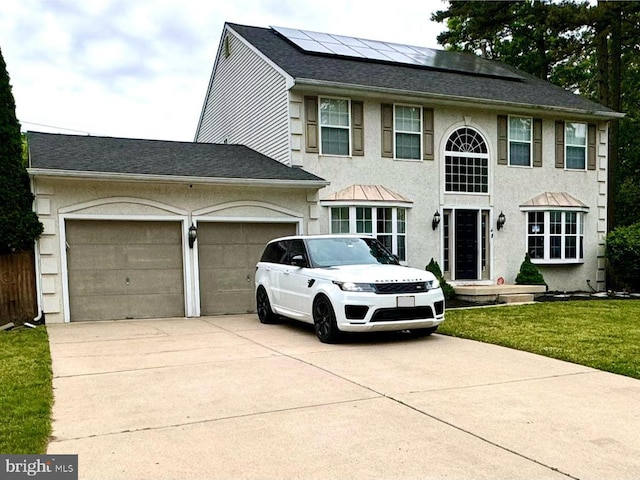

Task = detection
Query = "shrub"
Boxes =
[606,222,640,291]
[425,258,456,300]
[515,253,546,287]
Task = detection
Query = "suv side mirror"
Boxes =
[290,254,306,267]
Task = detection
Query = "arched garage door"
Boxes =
[198,222,296,315]
[66,220,185,321]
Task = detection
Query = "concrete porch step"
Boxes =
[453,284,546,305]
[498,293,535,304]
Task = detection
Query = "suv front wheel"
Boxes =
[313,295,340,343]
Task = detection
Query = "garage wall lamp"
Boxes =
[497,211,506,231]
[188,223,197,248]
[432,211,441,230]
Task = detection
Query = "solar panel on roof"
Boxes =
[272,26,523,80]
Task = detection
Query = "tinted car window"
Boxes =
[260,240,289,264]
[286,239,308,266]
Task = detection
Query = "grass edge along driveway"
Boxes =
[440,299,640,380]
[0,326,52,454]
[0,299,639,454]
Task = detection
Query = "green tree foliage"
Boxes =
[432,1,640,228]
[515,253,547,287]
[0,47,43,253]
[425,258,456,301]
[605,223,640,291]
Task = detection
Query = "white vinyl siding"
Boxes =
[196,31,291,164]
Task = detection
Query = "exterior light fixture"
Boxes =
[432,211,441,230]
[188,223,197,248]
[497,211,506,231]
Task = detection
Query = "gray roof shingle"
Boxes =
[27,131,326,185]
[228,23,619,117]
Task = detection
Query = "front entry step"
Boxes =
[498,293,535,304]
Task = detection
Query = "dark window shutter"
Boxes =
[587,124,597,170]
[381,103,393,158]
[423,108,434,161]
[352,101,364,156]
[555,121,565,168]
[533,118,543,167]
[497,115,508,165]
[305,96,318,153]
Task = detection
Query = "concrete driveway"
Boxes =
[46,315,640,479]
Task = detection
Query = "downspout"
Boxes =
[28,175,45,327]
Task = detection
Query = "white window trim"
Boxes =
[508,115,533,168]
[326,204,409,263]
[523,209,586,264]
[565,121,587,171]
[394,103,422,161]
[444,126,490,195]
[319,96,351,157]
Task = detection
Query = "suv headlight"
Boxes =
[333,281,376,292]
[430,278,440,290]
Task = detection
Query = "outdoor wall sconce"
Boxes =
[188,223,197,248]
[497,211,506,230]
[432,211,441,230]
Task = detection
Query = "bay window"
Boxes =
[527,211,584,263]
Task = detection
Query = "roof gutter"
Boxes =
[293,78,625,120]
[27,168,330,189]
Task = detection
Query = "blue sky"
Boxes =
[0,0,445,141]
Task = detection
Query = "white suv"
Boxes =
[255,235,445,343]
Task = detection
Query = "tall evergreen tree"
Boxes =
[0,47,43,253]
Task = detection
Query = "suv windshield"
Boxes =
[306,237,399,267]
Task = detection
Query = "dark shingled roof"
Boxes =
[27,132,326,184]
[228,23,618,117]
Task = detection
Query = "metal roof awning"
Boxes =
[321,184,412,205]
[520,192,589,211]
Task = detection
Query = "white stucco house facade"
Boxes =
[27,22,623,324]
[195,22,623,293]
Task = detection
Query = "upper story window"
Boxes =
[509,116,532,166]
[445,127,489,193]
[330,206,407,262]
[565,122,587,170]
[381,104,434,161]
[320,97,350,156]
[527,210,584,263]
[395,105,422,160]
[305,96,364,157]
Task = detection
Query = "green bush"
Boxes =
[425,258,456,300]
[606,222,640,291]
[515,253,546,287]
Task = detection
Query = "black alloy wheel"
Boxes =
[256,287,277,324]
[312,295,340,343]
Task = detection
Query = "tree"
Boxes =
[432,0,640,228]
[0,47,43,254]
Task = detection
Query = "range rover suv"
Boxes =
[255,235,445,343]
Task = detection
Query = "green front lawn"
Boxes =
[440,299,640,379]
[0,326,52,453]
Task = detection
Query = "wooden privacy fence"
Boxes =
[0,250,37,325]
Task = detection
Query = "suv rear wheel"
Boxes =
[256,287,278,324]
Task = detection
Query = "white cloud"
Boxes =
[1,0,446,141]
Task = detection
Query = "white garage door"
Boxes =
[66,220,185,321]
[198,222,296,315]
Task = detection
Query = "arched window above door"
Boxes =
[445,127,489,193]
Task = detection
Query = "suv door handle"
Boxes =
[283,270,290,276]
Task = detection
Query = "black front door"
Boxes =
[455,210,478,280]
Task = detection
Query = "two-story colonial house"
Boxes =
[195,22,623,292]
